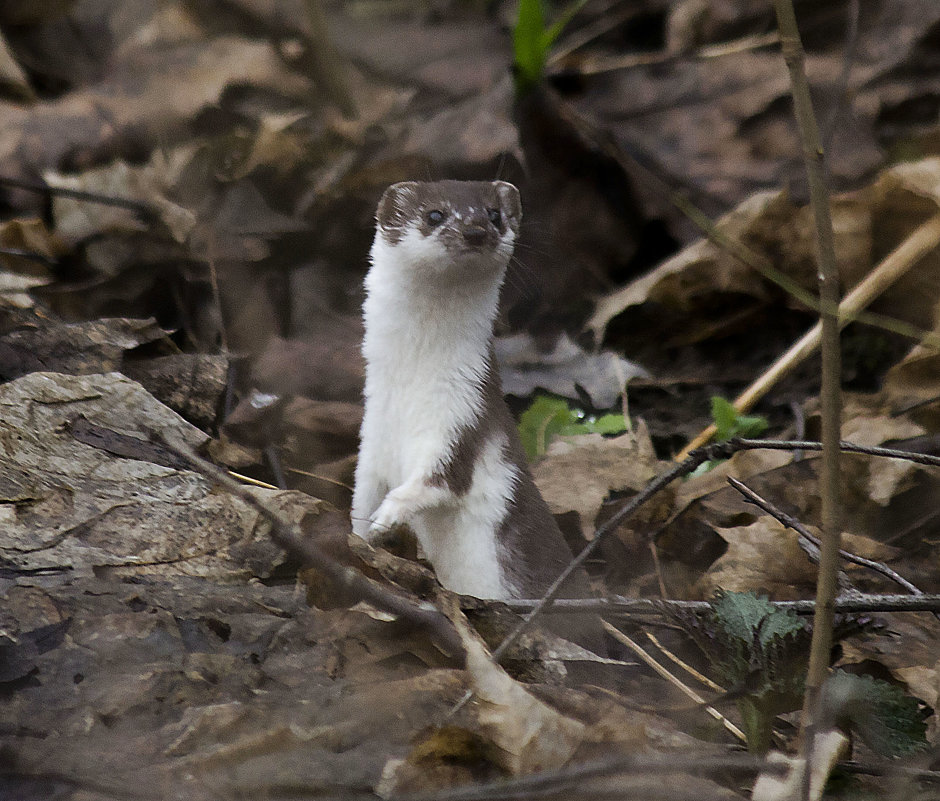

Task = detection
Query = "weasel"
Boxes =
[352,180,594,608]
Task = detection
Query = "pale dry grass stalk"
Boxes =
[771,2,842,797]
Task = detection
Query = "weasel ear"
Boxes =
[493,181,521,223]
[377,181,419,226]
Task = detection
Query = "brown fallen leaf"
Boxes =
[0,28,35,102]
[0,217,64,277]
[533,426,660,532]
[44,153,196,245]
[586,188,871,345]
[882,340,940,431]
[0,370,331,580]
[695,517,819,598]
[840,400,926,507]
[0,36,310,176]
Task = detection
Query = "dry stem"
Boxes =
[772,2,842,791]
[677,212,940,459]
[498,594,940,615]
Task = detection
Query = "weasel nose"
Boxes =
[462,224,488,245]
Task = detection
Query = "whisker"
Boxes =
[494,151,508,182]
[504,256,539,300]
[510,253,542,283]
[513,240,556,261]
[350,514,393,532]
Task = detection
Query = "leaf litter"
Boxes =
[0,1,938,798]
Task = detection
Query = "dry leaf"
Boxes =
[696,517,818,597]
[0,36,310,176]
[44,155,197,245]
[0,28,34,102]
[0,217,65,276]
[533,425,659,529]
[497,331,648,408]
[0,371,324,579]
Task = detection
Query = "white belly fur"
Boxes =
[353,237,516,598]
[415,435,518,598]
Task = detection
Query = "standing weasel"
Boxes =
[352,180,594,608]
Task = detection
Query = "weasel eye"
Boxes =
[487,208,501,227]
[426,209,446,227]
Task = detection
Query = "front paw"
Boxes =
[368,493,409,541]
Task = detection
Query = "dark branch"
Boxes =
[496,593,940,615]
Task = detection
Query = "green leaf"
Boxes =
[674,592,920,756]
[712,589,781,643]
[518,395,628,461]
[691,397,769,476]
[590,412,629,435]
[513,0,547,90]
[700,592,809,752]
[518,395,576,461]
[513,0,586,90]
[734,413,769,438]
[709,396,768,441]
[710,396,738,440]
[824,671,929,758]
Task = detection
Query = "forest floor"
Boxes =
[0,1,938,799]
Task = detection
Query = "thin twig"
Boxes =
[547,4,636,64]
[0,174,156,218]
[204,235,229,355]
[286,466,354,491]
[676,212,940,459]
[727,476,925,597]
[151,432,466,663]
[498,594,940,615]
[772,3,842,793]
[644,630,724,693]
[560,31,780,76]
[389,751,781,801]
[730,437,940,468]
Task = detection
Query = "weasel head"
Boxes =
[371,180,521,283]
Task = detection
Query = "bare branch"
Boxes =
[390,751,782,801]
[0,174,156,218]
[727,476,926,598]
[497,594,940,615]
[773,2,842,790]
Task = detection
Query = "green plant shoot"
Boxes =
[513,0,586,90]
[518,394,627,461]
[710,396,768,441]
[691,397,768,476]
